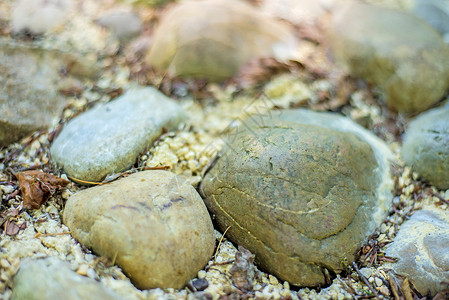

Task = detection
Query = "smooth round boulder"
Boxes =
[12,257,122,300]
[200,109,394,287]
[145,0,298,81]
[63,170,215,289]
[385,208,449,297]
[401,106,449,189]
[50,87,186,183]
[328,3,449,113]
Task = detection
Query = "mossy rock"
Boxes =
[200,109,394,286]
[401,106,449,189]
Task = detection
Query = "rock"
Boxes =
[328,2,449,113]
[261,0,327,25]
[385,208,449,297]
[412,0,449,41]
[50,87,186,182]
[146,0,298,81]
[63,171,215,289]
[11,0,73,35]
[12,257,122,300]
[200,109,394,287]
[0,39,66,146]
[96,11,142,44]
[401,106,449,189]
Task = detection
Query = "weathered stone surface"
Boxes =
[50,87,186,182]
[96,11,142,44]
[385,208,449,297]
[412,0,449,40]
[11,0,73,35]
[328,2,449,113]
[146,0,298,81]
[12,257,122,300]
[0,39,65,146]
[63,171,215,289]
[200,109,394,287]
[401,106,449,189]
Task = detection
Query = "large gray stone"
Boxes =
[0,39,65,146]
[12,257,122,300]
[200,109,394,287]
[63,171,215,289]
[401,106,449,189]
[412,0,449,41]
[50,87,186,182]
[96,11,142,44]
[328,2,449,113]
[385,208,449,297]
[145,0,298,81]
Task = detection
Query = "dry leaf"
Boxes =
[4,221,20,236]
[401,278,414,300]
[16,170,70,209]
[229,246,257,292]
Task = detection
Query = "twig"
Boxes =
[35,232,70,238]
[143,166,170,170]
[377,255,398,263]
[429,190,449,206]
[111,250,119,265]
[68,166,171,185]
[205,260,235,271]
[68,176,107,185]
[213,225,231,260]
[352,262,380,299]
[337,277,358,299]
[6,189,20,201]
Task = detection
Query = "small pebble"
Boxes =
[359,267,372,279]
[0,259,11,269]
[269,275,279,285]
[374,277,383,287]
[86,268,98,280]
[379,285,390,296]
[76,264,89,276]
[191,278,209,292]
[198,270,206,279]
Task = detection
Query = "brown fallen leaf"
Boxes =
[234,57,297,88]
[16,170,70,209]
[229,246,257,292]
[4,220,20,236]
[402,277,414,300]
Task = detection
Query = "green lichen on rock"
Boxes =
[401,106,449,189]
[328,2,449,113]
[200,109,394,287]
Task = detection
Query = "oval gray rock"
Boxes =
[0,38,65,146]
[50,87,186,182]
[328,3,449,113]
[200,109,394,287]
[12,257,122,300]
[401,106,449,189]
[385,208,449,297]
[63,170,215,289]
